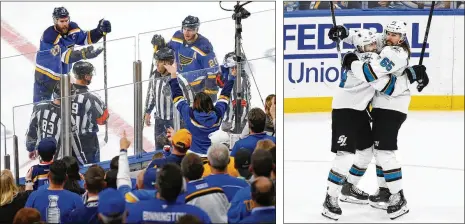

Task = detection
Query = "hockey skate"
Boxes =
[369,187,391,210]
[322,193,342,221]
[387,190,409,220]
[339,182,369,204]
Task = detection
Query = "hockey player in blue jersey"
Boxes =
[33,7,111,103]
[152,15,221,102]
[239,177,276,223]
[125,163,212,223]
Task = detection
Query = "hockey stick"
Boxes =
[103,33,108,143]
[330,1,342,65]
[419,1,435,65]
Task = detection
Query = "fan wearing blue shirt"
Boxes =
[203,143,249,201]
[240,177,276,223]
[126,163,212,223]
[231,108,276,156]
[66,165,107,224]
[228,149,275,223]
[25,160,84,224]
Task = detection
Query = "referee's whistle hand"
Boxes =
[144,113,151,126]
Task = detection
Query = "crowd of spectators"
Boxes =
[1,92,276,223]
[284,1,463,11]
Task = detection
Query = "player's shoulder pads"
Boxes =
[41,26,61,44]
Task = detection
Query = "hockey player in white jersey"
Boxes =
[322,23,427,220]
[325,21,429,220]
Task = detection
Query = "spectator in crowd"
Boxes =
[0,169,34,224]
[38,156,86,195]
[25,137,56,191]
[176,214,203,224]
[284,1,300,11]
[240,177,276,223]
[204,143,249,201]
[107,155,137,190]
[228,149,275,223]
[25,160,84,223]
[147,128,192,169]
[67,165,107,223]
[264,94,276,136]
[202,130,240,178]
[12,208,43,224]
[104,169,118,189]
[98,188,127,224]
[256,139,276,151]
[62,156,86,195]
[180,153,229,223]
[164,61,236,156]
[234,148,253,181]
[126,163,212,223]
[231,108,276,156]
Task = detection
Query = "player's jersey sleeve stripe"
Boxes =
[191,46,207,56]
[362,63,378,82]
[381,75,397,96]
[86,31,93,45]
[62,48,72,64]
[68,28,81,35]
[171,37,183,44]
[35,65,60,80]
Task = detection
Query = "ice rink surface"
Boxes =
[284,111,464,223]
[1,2,275,178]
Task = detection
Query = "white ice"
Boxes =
[1,2,275,178]
[285,111,464,223]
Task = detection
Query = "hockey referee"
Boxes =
[144,47,193,150]
[26,84,88,165]
[71,61,109,163]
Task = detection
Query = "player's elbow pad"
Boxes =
[96,109,109,125]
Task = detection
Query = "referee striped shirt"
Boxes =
[71,84,109,135]
[145,70,193,120]
[26,101,88,165]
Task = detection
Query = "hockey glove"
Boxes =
[404,65,429,92]
[97,19,111,34]
[151,34,166,50]
[328,25,349,42]
[81,46,104,59]
[342,52,359,71]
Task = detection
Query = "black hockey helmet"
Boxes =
[53,7,69,20]
[182,15,200,30]
[73,61,95,79]
[154,47,175,62]
[52,82,76,100]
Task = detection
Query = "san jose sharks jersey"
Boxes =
[36,22,103,81]
[167,31,220,95]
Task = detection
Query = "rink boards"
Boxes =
[283,9,465,113]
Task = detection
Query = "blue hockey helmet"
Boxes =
[182,15,200,30]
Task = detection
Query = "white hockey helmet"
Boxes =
[353,29,377,53]
[384,20,408,41]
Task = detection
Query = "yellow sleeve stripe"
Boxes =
[190,80,202,86]
[219,95,230,101]
[153,45,158,53]
[64,49,72,64]
[53,35,62,45]
[207,74,217,79]
[173,96,184,103]
[32,173,49,183]
[172,38,183,44]
[35,67,60,81]
[204,89,218,95]
[87,31,93,45]
[125,192,139,203]
[185,187,224,202]
[191,46,207,56]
